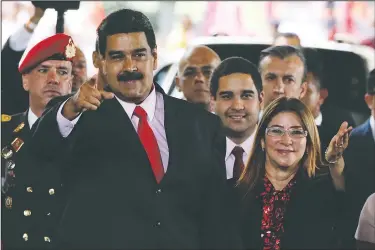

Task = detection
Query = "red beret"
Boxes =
[18,33,76,74]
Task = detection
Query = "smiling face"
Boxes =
[262,111,307,171]
[102,32,157,104]
[214,73,261,141]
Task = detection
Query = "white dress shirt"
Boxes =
[27,108,39,129]
[225,132,255,179]
[315,112,323,126]
[370,116,375,143]
[355,193,375,244]
[56,88,170,172]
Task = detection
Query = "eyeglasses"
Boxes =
[266,127,308,138]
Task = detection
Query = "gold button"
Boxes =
[5,196,12,209]
[44,236,51,242]
[24,210,31,216]
[49,189,55,195]
[26,187,33,192]
[23,233,28,241]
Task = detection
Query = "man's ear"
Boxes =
[299,81,308,99]
[92,51,100,68]
[68,75,73,93]
[152,48,158,70]
[319,88,329,104]
[364,93,374,110]
[22,75,30,92]
[175,76,182,92]
[259,91,264,106]
[210,95,216,111]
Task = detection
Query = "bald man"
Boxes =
[176,45,221,111]
[72,47,88,92]
[273,32,301,47]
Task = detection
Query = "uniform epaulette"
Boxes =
[2,114,11,122]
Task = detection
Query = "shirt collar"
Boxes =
[28,108,38,129]
[114,86,157,122]
[315,112,323,126]
[225,130,256,161]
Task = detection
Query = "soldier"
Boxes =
[1,33,75,249]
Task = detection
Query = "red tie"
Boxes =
[133,106,164,183]
[232,146,244,181]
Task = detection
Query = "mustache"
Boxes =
[117,71,144,81]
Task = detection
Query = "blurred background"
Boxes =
[2,1,374,77]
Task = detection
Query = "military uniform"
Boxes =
[1,112,64,249]
[2,33,77,249]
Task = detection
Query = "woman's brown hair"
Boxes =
[238,97,323,195]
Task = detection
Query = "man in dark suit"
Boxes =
[1,33,75,249]
[343,68,375,248]
[301,48,355,157]
[210,57,262,185]
[29,9,232,249]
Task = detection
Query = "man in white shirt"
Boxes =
[210,57,263,183]
[1,34,75,249]
[29,9,234,249]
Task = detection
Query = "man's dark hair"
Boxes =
[210,57,263,99]
[97,9,157,57]
[367,68,375,95]
[258,45,307,82]
[95,38,100,53]
[303,47,324,90]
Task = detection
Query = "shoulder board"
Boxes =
[1,114,11,122]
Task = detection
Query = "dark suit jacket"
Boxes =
[1,39,29,115]
[237,170,344,249]
[1,111,64,249]
[342,118,375,248]
[29,85,234,249]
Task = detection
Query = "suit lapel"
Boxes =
[160,94,180,182]
[95,98,150,165]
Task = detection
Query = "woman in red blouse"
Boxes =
[237,97,352,249]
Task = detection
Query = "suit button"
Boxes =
[26,187,33,193]
[23,233,28,241]
[47,212,51,216]
[24,210,31,216]
[156,221,161,227]
[49,189,55,195]
[44,236,51,242]
[156,189,162,194]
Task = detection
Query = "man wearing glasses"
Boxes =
[176,45,221,111]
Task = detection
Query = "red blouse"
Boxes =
[260,176,297,250]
